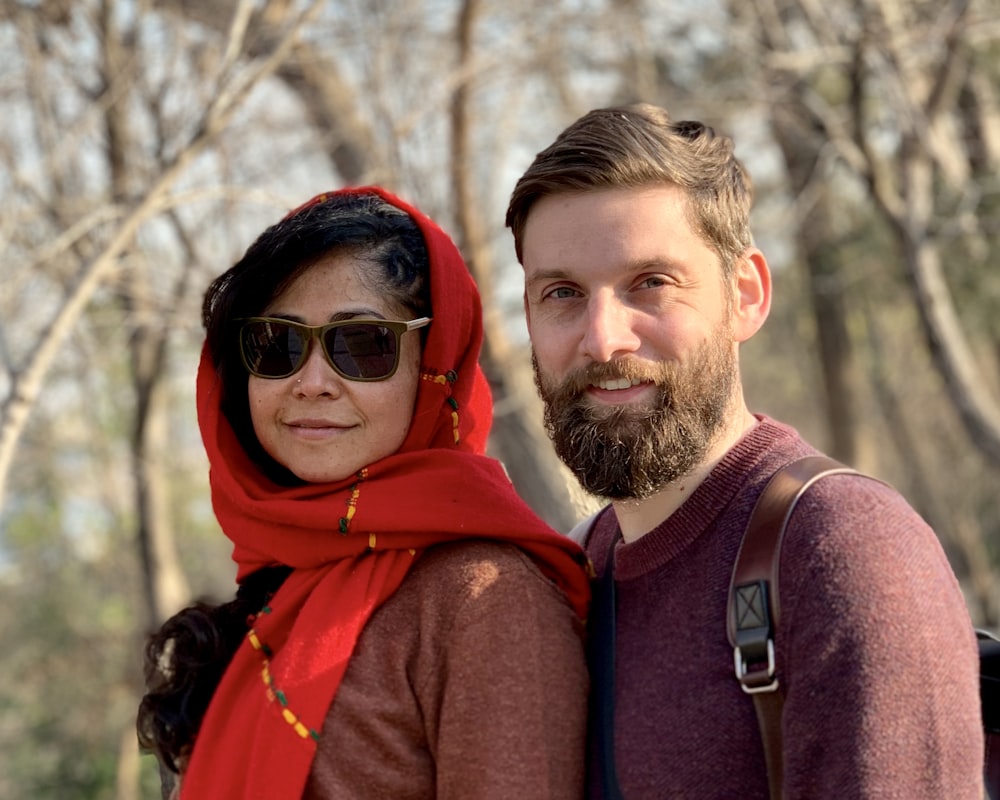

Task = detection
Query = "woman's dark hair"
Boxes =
[137,566,291,773]
[137,191,431,773]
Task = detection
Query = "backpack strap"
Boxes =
[590,529,624,800]
[979,629,1000,799]
[566,508,604,546]
[727,455,859,799]
[570,505,624,799]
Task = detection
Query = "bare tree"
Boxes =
[741,0,1000,462]
[447,0,582,530]
[10,2,995,794]
[728,0,1000,621]
[0,0,325,514]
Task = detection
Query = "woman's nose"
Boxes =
[293,341,343,396]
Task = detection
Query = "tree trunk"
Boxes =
[771,103,859,463]
[447,0,580,530]
[891,146,1000,465]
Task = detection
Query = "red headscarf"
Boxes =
[180,186,590,799]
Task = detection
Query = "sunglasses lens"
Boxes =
[325,323,398,380]
[242,321,306,378]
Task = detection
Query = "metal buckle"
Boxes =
[734,639,779,694]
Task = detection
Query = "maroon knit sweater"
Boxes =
[586,415,983,799]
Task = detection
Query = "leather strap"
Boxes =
[589,527,624,800]
[979,629,1000,798]
[567,509,602,546]
[590,456,865,799]
[987,731,1000,800]
[727,456,859,800]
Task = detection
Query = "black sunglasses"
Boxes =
[237,316,431,381]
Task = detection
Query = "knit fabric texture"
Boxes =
[302,540,588,799]
[585,415,983,799]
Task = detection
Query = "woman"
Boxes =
[137,187,591,799]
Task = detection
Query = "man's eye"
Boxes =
[637,276,668,289]
[546,286,578,300]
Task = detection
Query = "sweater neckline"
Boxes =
[610,415,797,581]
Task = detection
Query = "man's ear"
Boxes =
[731,247,771,343]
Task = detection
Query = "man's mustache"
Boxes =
[557,359,670,396]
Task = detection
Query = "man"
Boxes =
[506,103,983,799]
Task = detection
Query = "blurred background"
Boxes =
[0,0,998,796]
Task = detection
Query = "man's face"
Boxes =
[521,185,739,500]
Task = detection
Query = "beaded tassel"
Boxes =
[339,469,367,534]
[247,606,320,743]
[421,369,461,445]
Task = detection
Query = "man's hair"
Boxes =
[505,103,754,277]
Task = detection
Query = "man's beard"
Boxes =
[533,334,737,501]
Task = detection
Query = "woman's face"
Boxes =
[247,252,422,483]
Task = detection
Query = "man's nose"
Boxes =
[580,293,641,363]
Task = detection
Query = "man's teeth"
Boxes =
[593,377,642,391]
